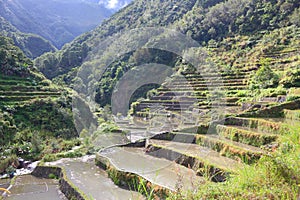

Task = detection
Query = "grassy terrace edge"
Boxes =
[194,134,263,164]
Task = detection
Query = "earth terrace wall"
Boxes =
[223,117,289,135]
[284,109,300,121]
[238,99,300,118]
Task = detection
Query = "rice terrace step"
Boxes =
[146,139,242,182]
[96,147,204,195]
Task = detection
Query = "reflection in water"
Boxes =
[92,132,130,149]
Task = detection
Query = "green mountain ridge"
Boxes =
[0,16,56,59]
[35,0,300,80]
[34,0,300,111]
[34,0,200,79]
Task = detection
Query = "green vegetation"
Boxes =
[0,17,56,59]
[281,67,300,88]
[195,134,263,164]
[34,0,198,79]
[0,83,79,165]
[176,0,299,43]
[0,155,18,175]
[32,0,300,121]
[48,173,58,179]
[34,0,300,81]
[94,49,177,107]
[284,109,300,120]
[249,60,279,89]
[217,125,277,147]
[0,36,32,77]
[0,102,79,169]
[0,36,79,173]
[168,124,300,199]
[13,99,76,138]
[42,145,83,163]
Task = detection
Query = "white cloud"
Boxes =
[98,0,118,9]
[107,0,118,9]
[98,0,129,10]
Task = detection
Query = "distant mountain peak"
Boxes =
[0,0,133,49]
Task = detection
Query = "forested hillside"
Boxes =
[35,0,199,79]
[0,17,56,59]
[34,0,300,109]
[35,0,300,79]
[0,36,32,77]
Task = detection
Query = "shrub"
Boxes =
[0,155,19,174]
[250,61,279,89]
[235,90,248,97]
[42,154,58,162]
[62,151,84,158]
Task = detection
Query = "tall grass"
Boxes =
[168,124,300,199]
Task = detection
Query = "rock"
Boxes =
[17,158,25,169]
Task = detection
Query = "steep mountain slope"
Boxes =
[35,0,300,79]
[0,0,121,48]
[32,0,300,140]
[174,0,300,43]
[35,0,199,79]
[0,16,56,59]
[132,26,300,120]
[33,1,299,132]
